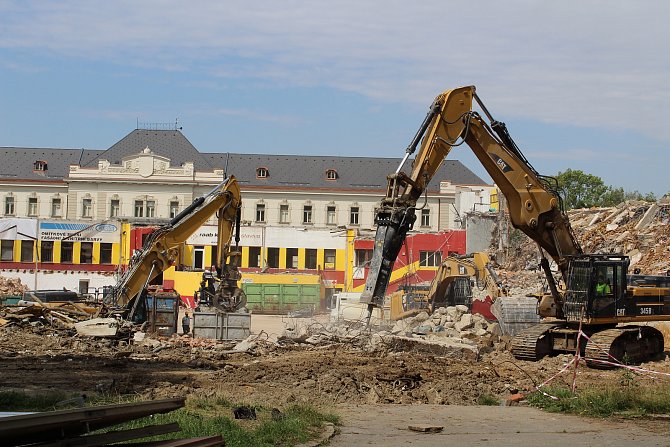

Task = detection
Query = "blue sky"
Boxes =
[1,1,669,195]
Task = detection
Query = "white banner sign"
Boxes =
[0,218,37,241]
[39,221,120,243]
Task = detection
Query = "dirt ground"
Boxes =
[2,315,670,422]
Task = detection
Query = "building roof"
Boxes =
[205,153,486,190]
[82,129,213,171]
[0,147,100,182]
[0,129,488,189]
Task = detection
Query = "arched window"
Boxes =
[256,167,269,179]
[326,169,338,180]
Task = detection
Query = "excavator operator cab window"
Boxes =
[595,266,613,296]
[591,263,623,317]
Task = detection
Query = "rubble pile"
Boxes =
[275,305,505,359]
[0,275,28,297]
[0,302,101,330]
[502,199,670,274]
[390,305,501,339]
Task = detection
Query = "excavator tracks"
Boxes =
[584,326,665,369]
[511,323,563,361]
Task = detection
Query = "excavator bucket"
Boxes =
[471,296,496,321]
[490,296,540,336]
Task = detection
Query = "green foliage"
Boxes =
[0,391,340,447]
[555,169,656,209]
[527,385,670,418]
[0,390,74,411]
[555,169,609,209]
[476,394,499,406]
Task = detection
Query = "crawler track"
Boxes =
[584,326,665,369]
[511,322,562,361]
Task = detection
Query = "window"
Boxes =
[51,198,62,217]
[255,203,266,222]
[146,200,156,218]
[61,241,74,263]
[28,197,38,216]
[256,167,269,178]
[1,240,14,261]
[82,198,92,218]
[326,206,336,225]
[350,206,359,225]
[355,249,373,267]
[4,196,14,215]
[421,208,430,227]
[100,243,113,264]
[134,200,144,218]
[33,160,48,171]
[286,248,298,269]
[20,240,34,263]
[279,204,289,223]
[80,242,93,264]
[326,169,338,180]
[305,249,317,269]
[40,241,54,263]
[267,247,279,268]
[248,246,261,268]
[169,201,179,219]
[193,246,205,270]
[419,250,442,267]
[110,199,120,217]
[324,249,336,270]
[303,205,312,224]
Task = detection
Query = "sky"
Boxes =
[1,1,669,196]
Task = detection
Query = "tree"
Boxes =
[555,169,609,209]
[554,169,656,209]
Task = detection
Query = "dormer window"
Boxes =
[33,160,48,171]
[256,167,269,179]
[326,169,338,180]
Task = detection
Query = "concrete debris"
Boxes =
[74,317,119,337]
[0,275,28,297]
[505,200,670,275]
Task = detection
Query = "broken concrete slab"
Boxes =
[74,318,119,337]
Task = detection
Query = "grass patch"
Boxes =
[527,385,670,418]
[0,390,77,411]
[0,390,340,447]
[477,393,499,406]
[99,401,339,447]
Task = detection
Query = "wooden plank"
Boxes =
[0,397,185,447]
[35,423,181,447]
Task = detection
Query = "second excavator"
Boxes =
[110,176,247,321]
[362,85,670,366]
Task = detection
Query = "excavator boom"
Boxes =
[111,176,244,316]
[362,86,580,314]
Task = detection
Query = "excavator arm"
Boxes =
[112,176,244,316]
[362,86,581,315]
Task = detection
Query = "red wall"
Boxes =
[353,230,466,293]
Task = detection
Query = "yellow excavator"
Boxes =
[363,85,670,365]
[110,176,246,320]
[389,252,510,321]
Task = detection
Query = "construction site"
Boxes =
[2,86,670,446]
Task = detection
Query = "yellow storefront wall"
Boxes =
[164,267,323,299]
[181,244,345,270]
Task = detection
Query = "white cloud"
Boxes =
[2,1,670,140]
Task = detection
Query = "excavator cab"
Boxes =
[563,255,629,321]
